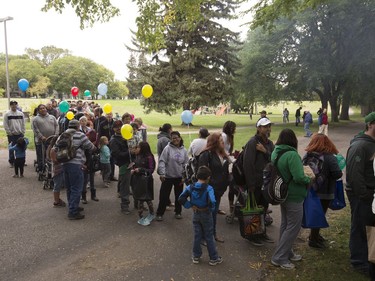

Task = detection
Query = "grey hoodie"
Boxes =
[157,143,189,178]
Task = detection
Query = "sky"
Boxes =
[0,0,252,81]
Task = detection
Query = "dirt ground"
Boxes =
[0,121,364,281]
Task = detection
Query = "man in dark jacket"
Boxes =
[109,120,132,214]
[243,117,275,246]
[98,112,116,180]
[346,112,375,277]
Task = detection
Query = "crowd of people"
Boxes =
[3,99,375,274]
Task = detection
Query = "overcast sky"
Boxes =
[0,0,252,80]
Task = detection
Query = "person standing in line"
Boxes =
[3,100,25,168]
[109,120,132,215]
[61,119,96,220]
[303,133,342,248]
[99,136,111,188]
[198,132,230,243]
[221,121,237,216]
[346,112,375,277]
[295,106,302,126]
[98,112,116,181]
[178,166,223,266]
[133,117,148,142]
[242,117,275,246]
[303,110,313,137]
[188,127,210,157]
[318,108,329,136]
[156,131,189,221]
[8,137,29,178]
[32,104,59,174]
[271,129,312,270]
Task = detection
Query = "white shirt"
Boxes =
[188,138,207,157]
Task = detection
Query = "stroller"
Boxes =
[38,135,57,190]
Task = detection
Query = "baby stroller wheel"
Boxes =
[226,214,234,224]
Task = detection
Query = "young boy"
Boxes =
[178,166,223,266]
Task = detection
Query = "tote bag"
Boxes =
[131,173,154,201]
[302,188,329,228]
[329,179,346,210]
[238,192,265,239]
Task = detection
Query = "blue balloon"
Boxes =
[18,79,29,92]
[181,110,193,124]
[97,83,108,96]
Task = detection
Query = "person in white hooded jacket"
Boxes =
[156,131,189,221]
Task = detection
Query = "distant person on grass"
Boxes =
[178,166,223,266]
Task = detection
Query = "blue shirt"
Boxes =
[9,138,29,159]
[179,182,216,212]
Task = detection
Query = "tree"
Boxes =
[25,45,71,67]
[46,56,115,97]
[126,52,138,99]
[28,76,51,98]
[128,0,242,115]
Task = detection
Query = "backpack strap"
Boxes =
[274,149,291,183]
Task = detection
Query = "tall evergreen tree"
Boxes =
[126,52,138,99]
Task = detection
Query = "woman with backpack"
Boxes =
[271,129,312,270]
[303,133,342,248]
[198,132,230,243]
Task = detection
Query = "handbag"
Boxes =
[302,188,329,228]
[329,179,346,210]
[238,192,265,239]
[366,225,375,263]
[131,172,154,201]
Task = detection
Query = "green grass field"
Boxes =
[0,98,363,152]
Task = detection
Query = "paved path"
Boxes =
[0,122,363,281]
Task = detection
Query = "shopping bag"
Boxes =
[238,192,265,239]
[302,188,329,228]
[131,173,154,201]
[329,179,346,210]
[366,226,375,263]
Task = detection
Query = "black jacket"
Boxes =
[109,134,130,167]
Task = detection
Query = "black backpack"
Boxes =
[54,132,77,163]
[261,150,290,205]
[232,147,246,186]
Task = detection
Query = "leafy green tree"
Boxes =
[25,45,71,67]
[28,76,51,98]
[126,52,138,99]
[46,56,114,97]
[108,80,129,99]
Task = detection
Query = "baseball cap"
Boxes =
[365,112,375,124]
[10,100,18,105]
[256,118,272,127]
[68,119,80,128]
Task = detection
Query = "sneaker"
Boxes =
[175,213,182,219]
[249,238,264,247]
[104,183,110,188]
[78,207,84,212]
[289,254,302,262]
[19,175,24,178]
[146,214,155,222]
[262,234,275,243]
[138,217,150,226]
[81,199,88,204]
[9,163,14,168]
[209,256,223,266]
[192,257,200,264]
[156,215,163,221]
[271,260,295,270]
[12,174,19,178]
[308,240,326,249]
[68,213,85,220]
[110,177,118,181]
[121,209,131,215]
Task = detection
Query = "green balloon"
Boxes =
[58,100,69,113]
[84,90,91,97]
[335,154,346,170]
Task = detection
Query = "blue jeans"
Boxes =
[193,210,218,260]
[304,122,312,136]
[63,163,84,216]
[7,134,23,164]
[347,191,374,271]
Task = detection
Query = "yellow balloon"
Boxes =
[121,124,133,140]
[66,111,74,120]
[142,84,153,98]
[103,103,112,114]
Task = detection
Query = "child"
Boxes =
[9,137,29,178]
[99,136,111,188]
[131,141,156,226]
[178,166,223,266]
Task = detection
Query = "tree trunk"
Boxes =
[339,90,351,120]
